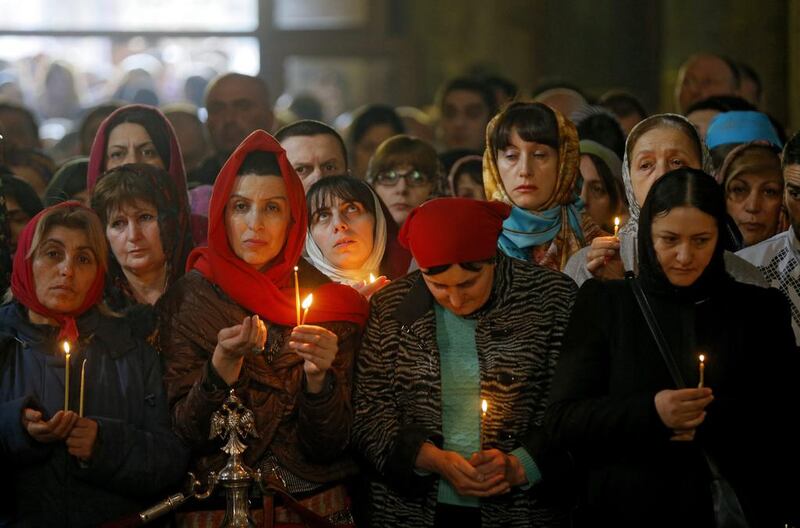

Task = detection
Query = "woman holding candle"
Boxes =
[351,197,577,527]
[564,113,765,287]
[157,130,369,525]
[305,175,412,298]
[483,101,604,271]
[546,169,798,527]
[0,202,187,526]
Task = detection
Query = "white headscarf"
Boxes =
[304,185,387,286]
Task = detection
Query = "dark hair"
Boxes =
[237,151,282,177]
[439,148,481,175]
[0,102,39,142]
[783,131,800,168]
[422,257,495,276]
[79,103,122,154]
[576,113,626,159]
[492,102,559,151]
[275,119,348,168]
[437,77,497,118]
[626,115,702,166]
[348,105,405,151]
[452,158,483,194]
[737,62,762,101]
[4,148,56,185]
[638,168,733,289]
[288,93,323,122]
[483,75,518,102]
[685,95,755,115]
[598,90,647,120]
[44,157,88,206]
[306,175,377,225]
[710,144,739,174]
[583,153,626,213]
[103,106,171,168]
[367,135,441,189]
[0,172,43,218]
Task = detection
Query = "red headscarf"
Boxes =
[86,104,207,245]
[187,130,369,327]
[399,198,510,269]
[11,202,106,342]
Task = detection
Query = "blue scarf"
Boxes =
[498,201,586,261]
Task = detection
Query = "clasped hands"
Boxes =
[655,387,714,442]
[21,408,98,461]
[215,315,339,393]
[417,443,527,497]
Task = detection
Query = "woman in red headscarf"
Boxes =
[0,202,187,526]
[157,130,369,525]
[86,103,208,245]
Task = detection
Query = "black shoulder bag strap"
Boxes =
[625,271,749,528]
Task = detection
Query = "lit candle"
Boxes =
[63,341,71,412]
[698,354,706,388]
[294,265,301,327]
[369,273,376,283]
[480,398,488,449]
[300,294,313,325]
[79,359,87,417]
[613,216,620,237]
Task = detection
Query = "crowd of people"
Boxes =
[0,50,798,527]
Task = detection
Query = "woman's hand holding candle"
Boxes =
[654,388,713,441]
[586,236,624,279]
[469,449,525,490]
[352,275,390,300]
[414,443,508,497]
[289,325,339,394]
[21,408,78,443]
[66,417,98,461]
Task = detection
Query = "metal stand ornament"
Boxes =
[139,390,265,527]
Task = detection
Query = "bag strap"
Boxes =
[625,272,687,388]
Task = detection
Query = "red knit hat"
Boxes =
[398,198,510,269]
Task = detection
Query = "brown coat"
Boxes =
[156,261,361,483]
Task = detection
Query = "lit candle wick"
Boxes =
[63,341,71,412]
[300,294,313,325]
[698,354,706,388]
[613,216,620,237]
[369,273,376,284]
[480,398,489,449]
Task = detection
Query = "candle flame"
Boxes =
[481,399,488,414]
[294,265,299,272]
[369,273,376,283]
[699,354,705,363]
[614,216,620,227]
[62,341,71,355]
[301,294,313,310]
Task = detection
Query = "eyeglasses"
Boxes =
[373,169,431,187]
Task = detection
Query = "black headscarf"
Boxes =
[637,168,734,301]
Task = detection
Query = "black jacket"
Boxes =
[545,277,798,527]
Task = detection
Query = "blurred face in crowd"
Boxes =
[725,170,783,247]
[454,172,486,200]
[496,127,558,211]
[630,127,702,207]
[0,108,40,150]
[106,123,166,171]
[10,165,47,198]
[783,164,800,240]
[206,75,274,157]
[105,199,166,277]
[686,109,720,141]
[281,133,347,191]
[675,54,738,113]
[353,124,397,180]
[310,196,375,270]
[3,196,31,255]
[422,261,495,316]
[32,226,99,314]
[225,174,290,270]
[651,206,718,287]
[579,155,614,230]
[165,110,210,171]
[440,89,491,151]
[372,163,434,225]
